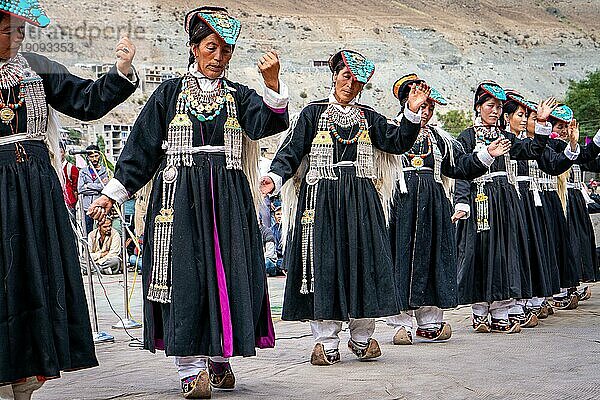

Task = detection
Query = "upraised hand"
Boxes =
[487,138,512,157]
[115,36,136,77]
[258,50,281,93]
[406,82,431,113]
[536,97,558,123]
[568,119,580,149]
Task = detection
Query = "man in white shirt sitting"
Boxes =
[88,217,122,275]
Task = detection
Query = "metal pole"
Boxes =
[112,203,142,329]
[78,193,114,343]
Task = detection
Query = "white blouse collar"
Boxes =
[328,93,357,114]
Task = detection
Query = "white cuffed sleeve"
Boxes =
[262,81,289,110]
[455,203,471,219]
[102,178,130,204]
[535,121,552,136]
[266,172,283,195]
[563,143,581,160]
[475,147,495,168]
[402,106,422,124]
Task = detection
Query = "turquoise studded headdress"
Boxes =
[523,99,538,113]
[505,89,529,109]
[185,6,241,46]
[392,73,448,106]
[428,87,448,106]
[328,50,375,84]
[0,0,50,27]
[474,80,506,110]
[550,104,574,123]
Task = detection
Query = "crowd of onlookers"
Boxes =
[62,143,144,276]
[259,195,285,277]
[63,144,286,278]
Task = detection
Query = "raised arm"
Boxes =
[23,51,138,121]
[369,109,421,154]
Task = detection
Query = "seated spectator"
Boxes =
[88,217,122,275]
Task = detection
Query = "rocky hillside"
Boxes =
[34,1,600,127]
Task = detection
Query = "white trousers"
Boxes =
[310,319,375,351]
[472,299,515,320]
[508,299,527,314]
[174,356,230,380]
[0,378,44,400]
[526,297,545,308]
[386,306,444,331]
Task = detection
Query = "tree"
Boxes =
[437,110,473,136]
[565,70,600,136]
[96,134,106,154]
[67,128,82,145]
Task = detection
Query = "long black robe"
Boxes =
[455,128,548,304]
[270,101,420,321]
[389,127,488,310]
[112,77,288,357]
[0,52,137,384]
[516,141,573,298]
[551,139,600,286]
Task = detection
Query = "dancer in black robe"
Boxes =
[386,74,510,345]
[0,3,138,399]
[454,82,552,334]
[260,50,429,365]
[89,7,289,399]
[514,97,582,319]
[545,106,600,310]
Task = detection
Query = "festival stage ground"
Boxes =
[40,276,600,400]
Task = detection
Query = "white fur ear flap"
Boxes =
[533,189,542,207]
[45,108,65,188]
[398,167,408,194]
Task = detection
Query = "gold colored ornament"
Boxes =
[0,107,15,124]
[411,157,424,169]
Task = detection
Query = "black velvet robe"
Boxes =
[550,139,600,287]
[389,127,488,310]
[112,77,289,357]
[0,52,137,384]
[454,128,548,304]
[516,140,573,298]
[270,101,420,321]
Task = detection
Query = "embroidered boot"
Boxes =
[392,326,413,345]
[310,343,340,366]
[472,314,491,333]
[181,370,211,399]
[348,338,381,361]
[208,359,235,390]
[491,318,521,334]
[416,322,452,342]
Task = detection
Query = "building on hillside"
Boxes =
[86,123,133,164]
[142,65,181,92]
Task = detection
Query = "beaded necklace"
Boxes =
[327,104,361,128]
[474,125,499,145]
[406,127,432,169]
[181,76,228,122]
[327,107,367,145]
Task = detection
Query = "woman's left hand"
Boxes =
[487,138,512,157]
[568,119,580,150]
[258,50,281,93]
[406,82,431,113]
[115,36,136,77]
